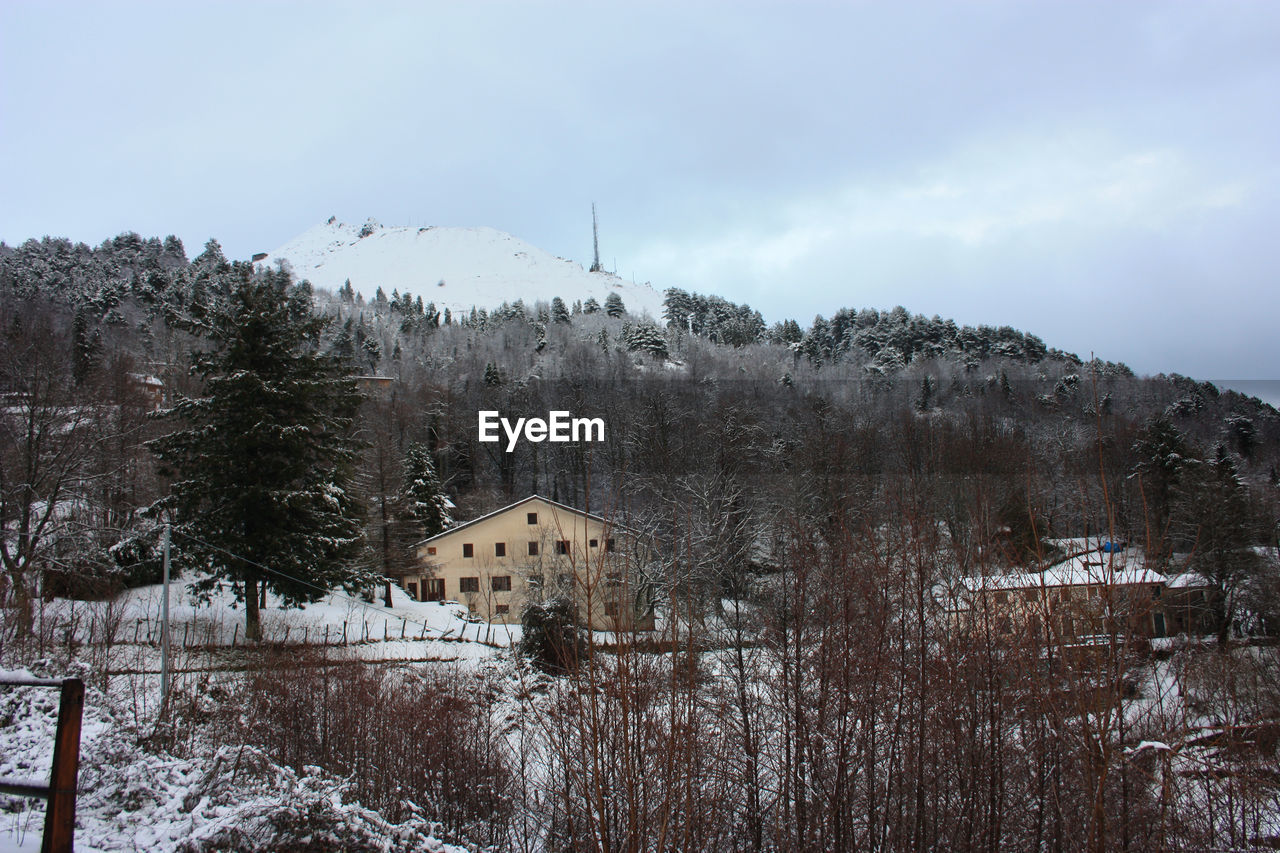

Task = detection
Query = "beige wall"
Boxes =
[404,497,653,630]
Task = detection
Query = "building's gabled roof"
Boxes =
[1163,571,1214,590]
[962,548,1164,592]
[412,494,612,549]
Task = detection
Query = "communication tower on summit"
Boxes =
[590,203,603,273]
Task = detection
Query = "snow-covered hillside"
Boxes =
[257,218,665,318]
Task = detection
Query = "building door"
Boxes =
[1153,612,1166,638]
[424,578,445,602]
[407,582,418,601]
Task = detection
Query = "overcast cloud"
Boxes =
[2,1,1277,382]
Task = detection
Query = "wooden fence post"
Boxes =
[42,677,84,853]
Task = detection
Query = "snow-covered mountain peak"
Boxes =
[256,218,664,318]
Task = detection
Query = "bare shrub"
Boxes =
[233,652,511,847]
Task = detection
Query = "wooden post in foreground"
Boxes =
[43,677,84,853]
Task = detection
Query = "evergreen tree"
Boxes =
[1172,450,1260,645]
[71,310,100,386]
[1131,415,1193,563]
[664,287,693,331]
[583,297,600,315]
[403,443,452,538]
[604,292,625,318]
[339,279,355,303]
[332,318,356,360]
[916,376,933,412]
[149,264,366,641]
[520,597,586,674]
[551,296,571,324]
[361,334,381,370]
[623,320,669,360]
[483,361,503,387]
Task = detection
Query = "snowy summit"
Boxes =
[257,217,664,318]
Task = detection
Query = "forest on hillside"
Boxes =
[3,232,1277,600]
[3,232,1280,851]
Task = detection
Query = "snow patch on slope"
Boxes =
[258,218,665,319]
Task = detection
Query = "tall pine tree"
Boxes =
[150,263,366,641]
[403,442,452,538]
[604,292,625,318]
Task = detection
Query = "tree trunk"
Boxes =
[7,572,34,638]
[246,577,261,641]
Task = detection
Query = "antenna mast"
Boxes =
[590,203,602,273]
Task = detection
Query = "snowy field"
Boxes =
[18,574,521,670]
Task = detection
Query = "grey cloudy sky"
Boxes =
[3,1,1278,382]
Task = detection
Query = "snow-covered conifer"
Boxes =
[604,292,625,318]
[149,263,367,642]
[403,442,452,539]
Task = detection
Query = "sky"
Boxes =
[2,1,1278,384]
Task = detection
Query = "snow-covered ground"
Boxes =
[1,575,524,851]
[0,663,474,852]
[258,218,665,319]
[26,574,520,673]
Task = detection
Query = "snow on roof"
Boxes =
[413,494,613,547]
[258,219,665,318]
[1163,571,1214,589]
[963,548,1164,592]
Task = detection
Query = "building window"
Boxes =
[462,543,474,558]
[527,512,538,524]
[426,546,437,556]
[495,542,506,557]
[459,577,480,593]
[495,604,510,615]
[556,540,570,555]
[492,576,512,592]
[589,538,598,548]
[994,592,1008,605]
[605,538,616,552]
[528,541,539,556]
[604,601,619,617]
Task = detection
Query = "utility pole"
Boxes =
[161,523,171,707]
[590,203,602,273]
